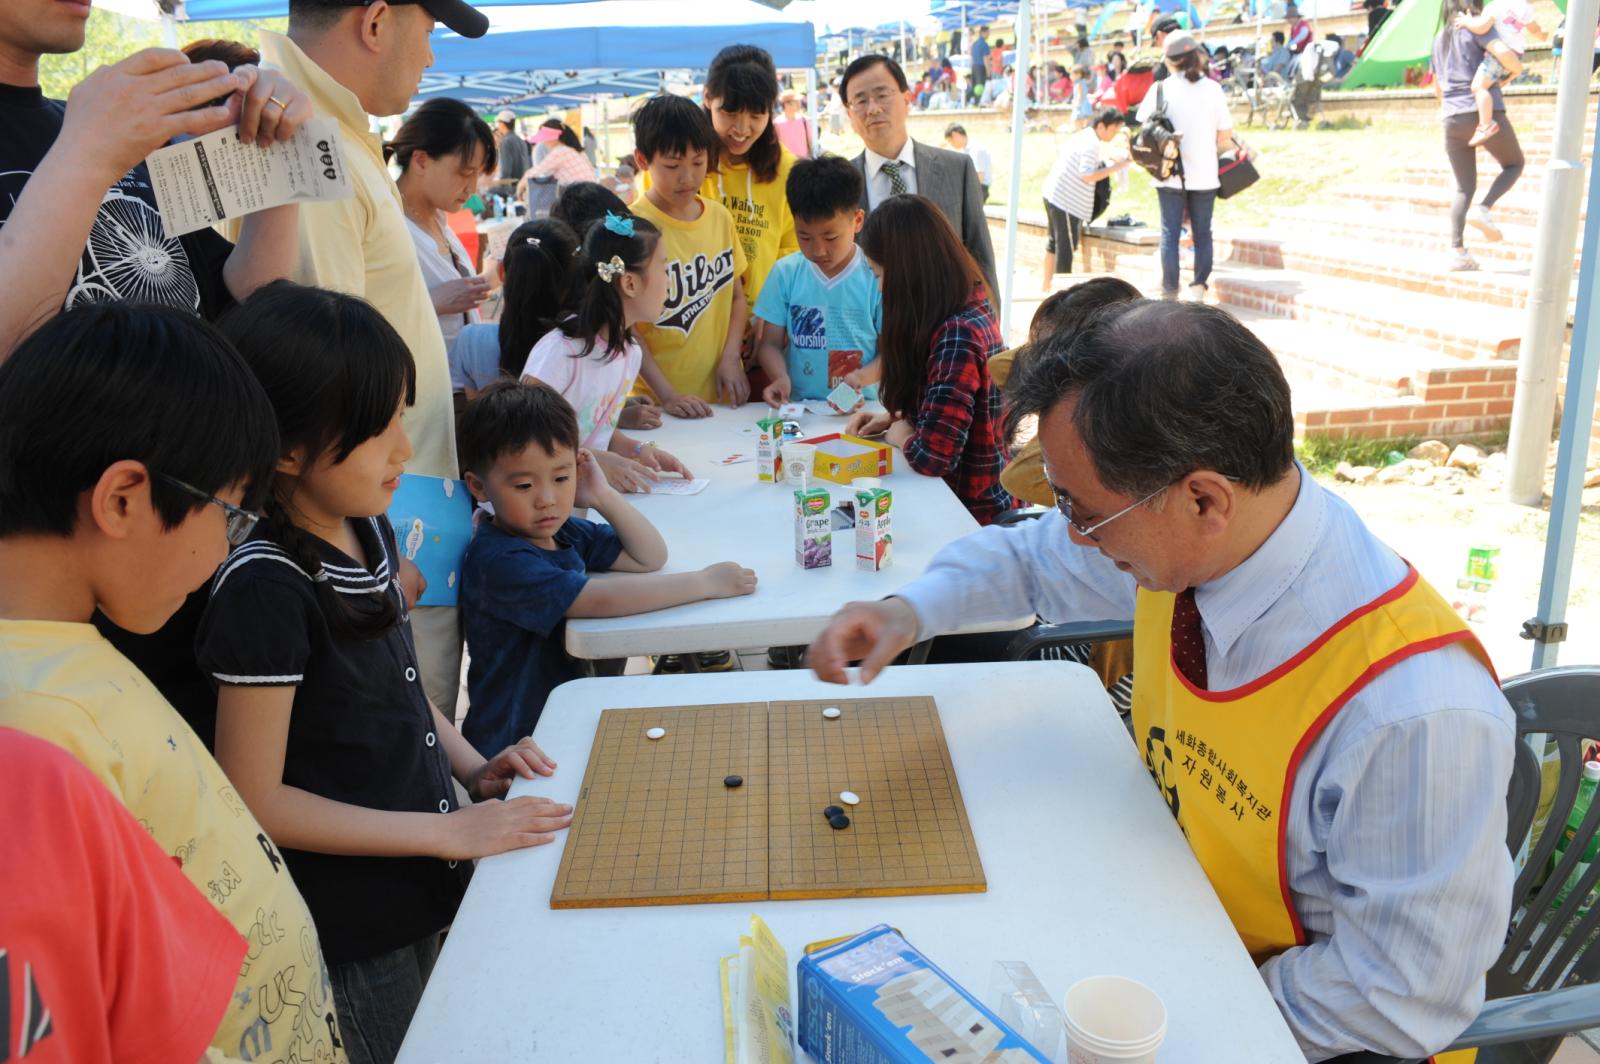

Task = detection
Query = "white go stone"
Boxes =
[645,727,666,740]
[822,706,842,719]
[839,790,860,806]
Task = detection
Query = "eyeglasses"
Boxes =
[848,88,902,113]
[1051,482,1170,541]
[155,474,260,547]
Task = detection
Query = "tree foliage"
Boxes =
[38,8,286,99]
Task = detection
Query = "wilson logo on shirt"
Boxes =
[654,249,736,336]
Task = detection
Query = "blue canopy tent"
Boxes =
[411,68,666,109]
[176,0,795,15]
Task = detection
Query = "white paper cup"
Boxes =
[783,444,816,488]
[1063,976,1167,1063]
[852,476,882,489]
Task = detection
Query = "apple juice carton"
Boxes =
[855,486,892,571]
[795,487,832,568]
[758,414,784,483]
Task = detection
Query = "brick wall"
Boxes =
[1297,364,1521,442]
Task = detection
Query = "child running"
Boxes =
[754,154,883,408]
[843,195,1015,525]
[522,210,692,494]
[629,94,749,416]
[457,380,757,757]
[450,217,578,405]
[1456,0,1545,147]
[0,303,346,1064]
[197,283,573,1064]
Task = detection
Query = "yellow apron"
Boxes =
[1131,566,1493,1063]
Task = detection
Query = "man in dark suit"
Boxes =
[840,54,1000,307]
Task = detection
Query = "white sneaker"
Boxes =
[1184,283,1209,303]
[1467,205,1503,243]
[1448,248,1480,272]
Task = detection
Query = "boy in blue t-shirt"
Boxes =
[456,380,757,756]
[755,155,883,408]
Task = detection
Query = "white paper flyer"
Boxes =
[145,116,352,238]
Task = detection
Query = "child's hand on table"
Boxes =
[845,409,893,438]
[437,795,573,858]
[580,448,648,504]
[762,374,792,408]
[636,443,693,481]
[468,737,558,801]
[662,392,713,419]
[700,561,759,599]
[618,397,663,430]
[884,419,915,449]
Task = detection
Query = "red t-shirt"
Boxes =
[0,728,245,1064]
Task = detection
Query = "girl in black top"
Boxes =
[197,282,573,1064]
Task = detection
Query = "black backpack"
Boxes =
[1129,82,1183,182]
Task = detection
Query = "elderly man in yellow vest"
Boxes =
[236,0,488,714]
[808,300,1515,1062]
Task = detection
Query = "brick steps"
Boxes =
[1402,158,1591,188]
[1266,204,1561,267]
[1218,232,1574,311]
[1111,259,1525,361]
[1229,308,1423,398]
[1335,183,1575,227]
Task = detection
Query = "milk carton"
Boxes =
[795,487,832,568]
[757,415,784,483]
[855,486,892,571]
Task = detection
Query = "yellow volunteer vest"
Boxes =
[1131,567,1493,1063]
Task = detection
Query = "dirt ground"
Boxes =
[1314,444,1600,676]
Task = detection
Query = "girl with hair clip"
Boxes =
[450,218,579,406]
[196,281,573,1064]
[522,211,693,494]
[843,196,1015,525]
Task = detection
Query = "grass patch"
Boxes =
[1296,434,1421,476]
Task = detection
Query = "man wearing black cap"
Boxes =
[244,0,489,718]
[1149,16,1184,81]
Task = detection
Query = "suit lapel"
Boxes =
[914,141,951,219]
[853,152,870,213]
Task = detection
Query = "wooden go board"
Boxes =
[550,697,986,909]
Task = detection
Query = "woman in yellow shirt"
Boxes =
[700,45,798,384]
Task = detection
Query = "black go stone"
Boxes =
[724,775,743,788]
[828,813,851,830]
[822,805,844,819]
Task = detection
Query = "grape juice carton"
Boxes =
[855,486,892,571]
[795,487,832,569]
[758,414,785,483]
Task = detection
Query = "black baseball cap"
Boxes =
[308,0,489,38]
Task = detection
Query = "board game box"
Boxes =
[797,925,1051,1064]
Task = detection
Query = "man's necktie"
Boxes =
[881,160,907,197]
[1171,587,1208,690]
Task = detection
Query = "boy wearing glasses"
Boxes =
[0,303,348,1064]
[840,54,999,306]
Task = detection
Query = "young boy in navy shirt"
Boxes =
[457,380,757,756]
[755,155,883,408]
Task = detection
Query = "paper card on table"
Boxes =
[145,116,352,239]
[387,473,474,607]
[719,452,754,466]
[777,403,808,421]
[647,477,711,496]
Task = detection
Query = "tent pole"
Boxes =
[1504,0,1599,505]
[1002,0,1034,339]
[161,5,178,48]
[601,97,610,167]
[806,66,818,153]
[1526,99,1600,669]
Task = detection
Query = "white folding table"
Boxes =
[397,663,1304,1063]
[563,402,1034,661]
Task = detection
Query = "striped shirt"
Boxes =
[1043,127,1102,220]
[896,467,1515,1060]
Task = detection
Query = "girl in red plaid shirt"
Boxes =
[844,195,1017,524]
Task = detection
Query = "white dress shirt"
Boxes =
[864,138,919,210]
[895,467,1516,1061]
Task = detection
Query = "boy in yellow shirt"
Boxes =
[0,304,346,1064]
[629,93,750,416]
